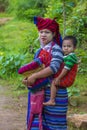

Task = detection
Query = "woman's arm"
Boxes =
[23,44,63,86]
[25,66,53,85]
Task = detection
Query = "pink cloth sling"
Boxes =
[27,90,44,130]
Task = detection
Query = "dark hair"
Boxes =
[63,36,77,47]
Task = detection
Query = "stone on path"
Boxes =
[68,114,87,129]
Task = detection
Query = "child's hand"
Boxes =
[54,78,60,86]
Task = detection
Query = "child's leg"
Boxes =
[43,82,57,106]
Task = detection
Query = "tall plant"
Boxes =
[0,0,9,12]
[45,0,78,36]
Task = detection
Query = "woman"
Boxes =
[23,17,68,130]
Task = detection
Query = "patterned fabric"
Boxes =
[18,48,51,80]
[39,49,52,67]
[18,60,42,75]
[18,42,54,93]
[29,41,63,93]
[27,86,68,130]
[29,42,63,93]
[64,53,78,70]
[45,42,63,73]
[26,42,68,130]
[54,63,78,87]
[54,53,78,87]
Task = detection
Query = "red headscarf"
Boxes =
[34,16,60,45]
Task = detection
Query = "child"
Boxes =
[44,36,78,106]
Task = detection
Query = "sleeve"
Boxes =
[64,54,77,70]
[34,48,42,59]
[50,44,63,74]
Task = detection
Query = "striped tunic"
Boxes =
[27,42,68,130]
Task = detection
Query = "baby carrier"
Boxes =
[54,62,78,87]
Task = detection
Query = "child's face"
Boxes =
[39,29,55,45]
[62,40,75,55]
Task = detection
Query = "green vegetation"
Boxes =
[0,0,87,129]
[0,0,86,101]
[0,0,87,94]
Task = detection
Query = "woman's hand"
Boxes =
[22,74,37,87]
[22,77,28,86]
[27,74,37,86]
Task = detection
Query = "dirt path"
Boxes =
[0,85,27,130]
[0,85,87,130]
[0,18,13,26]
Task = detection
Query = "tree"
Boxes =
[0,0,9,12]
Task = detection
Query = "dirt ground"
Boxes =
[0,84,87,130]
[0,85,27,130]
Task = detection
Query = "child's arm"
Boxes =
[54,68,68,86]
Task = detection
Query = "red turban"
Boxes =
[34,16,60,45]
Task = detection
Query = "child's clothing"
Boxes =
[54,52,78,87]
[64,52,78,70]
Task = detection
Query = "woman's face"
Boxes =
[39,29,55,45]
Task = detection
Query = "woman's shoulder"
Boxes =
[53,43,62,49]
[52,43,63,53]
[34,48,42,59]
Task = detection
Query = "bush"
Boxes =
[17,8,41,20]
[0,53,25,78]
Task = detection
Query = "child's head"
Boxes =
[62,36,77,55]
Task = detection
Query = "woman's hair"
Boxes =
[63,36,77,47]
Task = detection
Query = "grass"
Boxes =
[0,15,87,130]
[0,12,12,17]
[0,15,87,101]
[0,18,38,54]
[75,73,87,92]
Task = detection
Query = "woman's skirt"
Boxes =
[27,86,68,130]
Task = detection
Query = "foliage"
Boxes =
[7,0,50,20]
[76,48,87,73]
[0,19,38,54]
[0,0,9,12]
[0,53,25,78]
[45,0,76,32]
[0,19,40,79]
[16,8,41,20]
[0,0,87,91]
[65,1,87,44]
[68,85,80,97]
[45,0,87,45]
